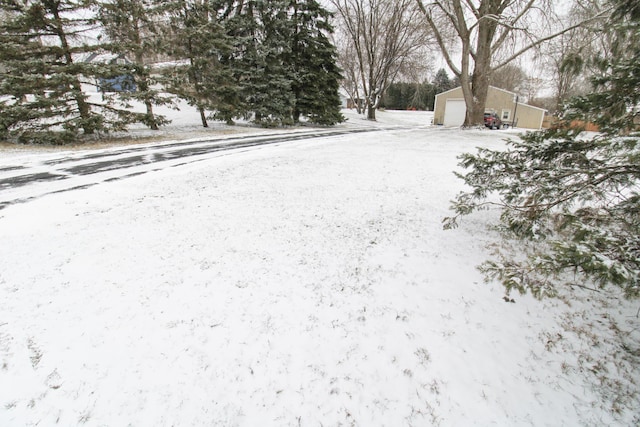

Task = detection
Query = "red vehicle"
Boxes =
[484,112,503,129]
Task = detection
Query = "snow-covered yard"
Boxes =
[0,110,638,426]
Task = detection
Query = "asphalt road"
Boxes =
[0,127,382,210]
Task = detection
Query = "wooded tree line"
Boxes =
[380,81,437,111]
[378,68,457,111]
[0,0,627,143]
[0,0,344,144]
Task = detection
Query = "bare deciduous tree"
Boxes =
[539,0,608,113]
[330,0,429,120]
[334,33,365,113]
[416,0,610,126]
[488,63,526,93]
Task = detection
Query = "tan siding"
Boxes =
[433,87,463,126]
[514,104,545,129]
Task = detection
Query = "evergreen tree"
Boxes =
[209,0,252,124]
[415,80,436,111]
[163,0,234,127]
[214,0,291,126]
[0,0,134,143]
[213,0,343,127]
[381,83,403,110]
[381,81,435,111]
[248,0,295,127]
[444,0,640,299]
[288,0,343,126]
[98,0,173,130]
[433,68,453,94]
[381,82,412,110]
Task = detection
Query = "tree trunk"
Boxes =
[367,102,376,120]
[466,6,495,127]
[135,51,158,131]
[199,105,208,128]
[144,99,158,130]
[51,5,94,134]
[469,67,491,126]
[185,11,208,129]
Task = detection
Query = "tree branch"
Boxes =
[491,0,536,51]
[415,0,462,76]
[493,7,612,71]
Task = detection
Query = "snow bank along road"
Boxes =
[0,127,383,211]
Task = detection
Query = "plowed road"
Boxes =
[0,127,386,210]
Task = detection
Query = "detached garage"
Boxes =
[433,85,546,130]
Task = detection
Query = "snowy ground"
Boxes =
[1,110,639,426]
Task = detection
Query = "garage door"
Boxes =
[443,99,466,127]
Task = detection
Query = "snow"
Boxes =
[1,109,638,426]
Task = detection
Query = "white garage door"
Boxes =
[443,99,466,127]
